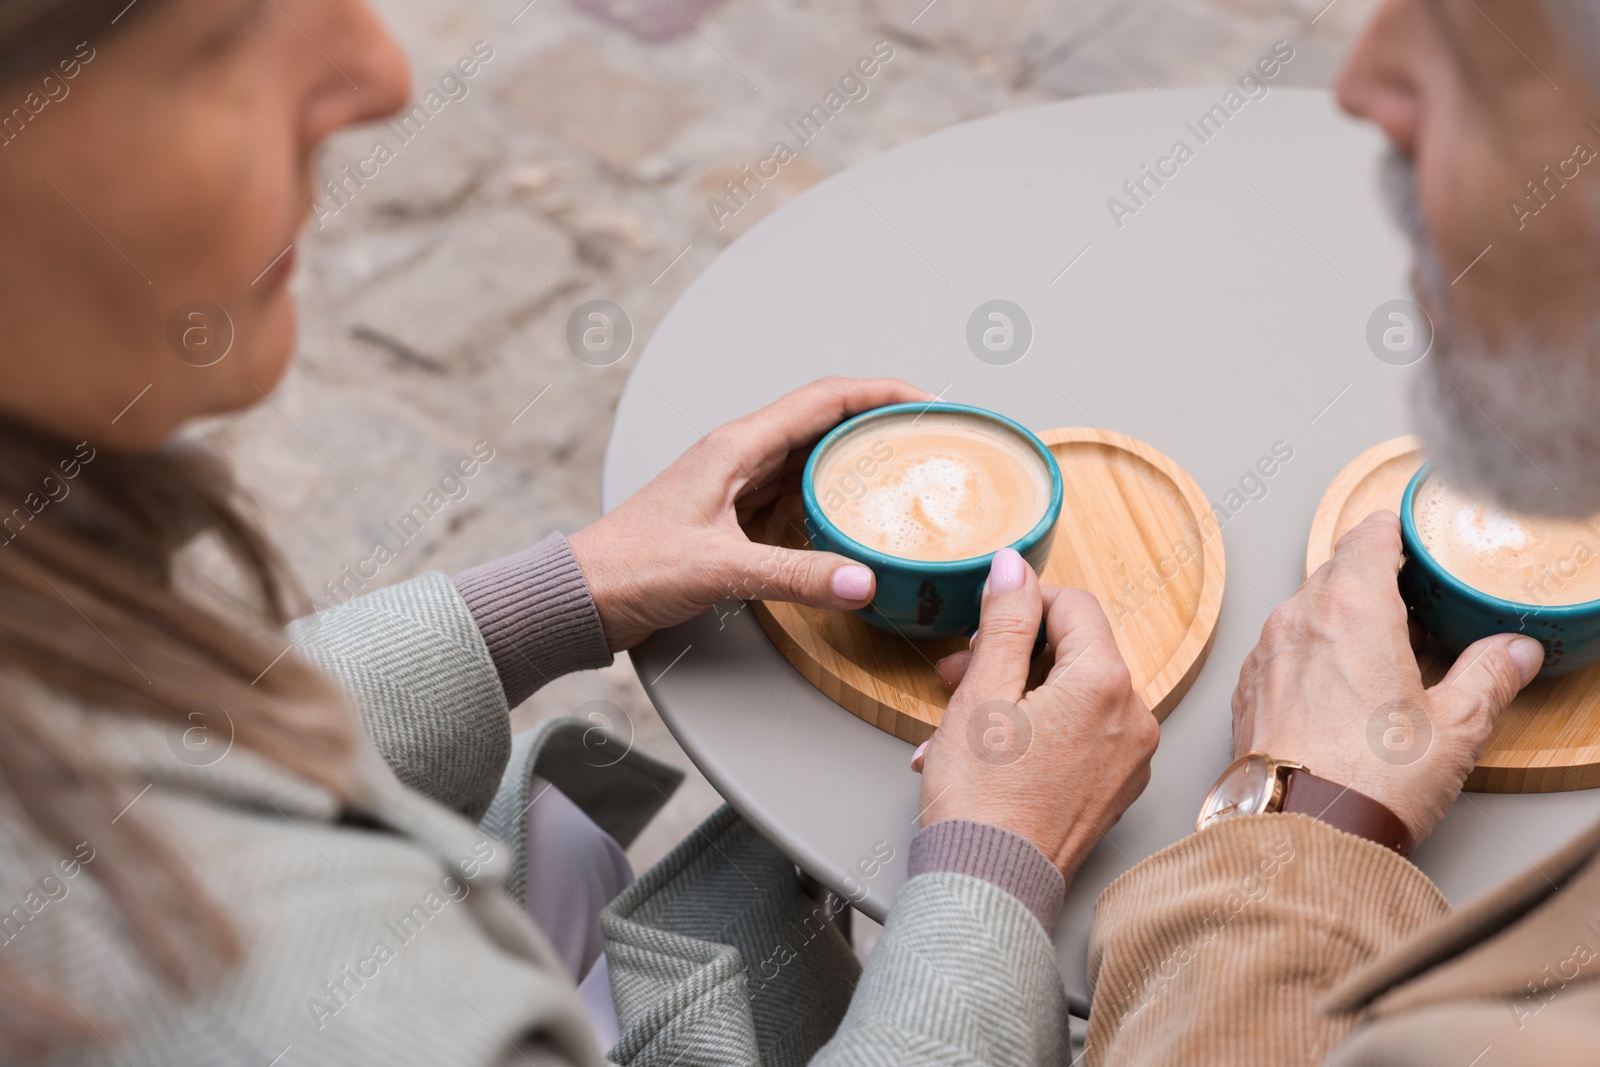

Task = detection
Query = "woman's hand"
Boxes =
[914,548,1161,881]
[1230,510,1543,845]
[567,376,933,652]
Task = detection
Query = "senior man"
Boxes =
[1080,1,1600,1064]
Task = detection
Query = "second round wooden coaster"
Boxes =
[1307,435,1600,793]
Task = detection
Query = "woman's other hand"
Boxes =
[567,375,932,651]
[914,549,1161,881]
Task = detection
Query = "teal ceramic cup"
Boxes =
[1399,464,1600,678]
[801,402,1063,641]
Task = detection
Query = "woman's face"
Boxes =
[0,0,410,449]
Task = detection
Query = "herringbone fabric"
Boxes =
[811,871,1072,1066]
[603,806,860,1067]
[602,806,1072,1067]
[1,571,1071,1066]
[292,575,511,822]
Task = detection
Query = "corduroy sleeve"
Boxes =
[1084,814,1451,1067]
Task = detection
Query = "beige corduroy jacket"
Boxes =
[1085,811,1600,1066]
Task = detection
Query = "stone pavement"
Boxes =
[213,0,1383,875]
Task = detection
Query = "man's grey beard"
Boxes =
[1384,149,1600,517]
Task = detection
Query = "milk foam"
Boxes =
[1415,500,1531,559]
[815,412,1052,562]
[848,456,976,557]
[1415,475,1600,606]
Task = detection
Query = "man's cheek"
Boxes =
[1414,148,1484,267]
[1438,151,1552,332]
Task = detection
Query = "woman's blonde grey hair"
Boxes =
[0,413,361,1059]
[0,3,365,1059]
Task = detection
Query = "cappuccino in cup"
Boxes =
[1414,476,1600,606]
[814,411,1053,562]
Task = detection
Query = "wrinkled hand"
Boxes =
[1233,510,1543,845]
[567,376,932,651]
[913,548,1161,881]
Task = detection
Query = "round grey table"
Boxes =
[600,88,1597,1005]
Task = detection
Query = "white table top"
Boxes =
[600,88,1598,1003]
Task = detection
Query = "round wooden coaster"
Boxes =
[1307,435,1600,793]
[745,427,1226,744]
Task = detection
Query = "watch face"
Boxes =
[1198,754,1275,830]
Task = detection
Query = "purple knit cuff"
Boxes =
[908,819,1065,931]
[451,532,614,707]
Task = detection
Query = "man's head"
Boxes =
[1339,0,1600,515]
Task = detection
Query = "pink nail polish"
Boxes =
[832,564,873,602]
[910,739,930,767]
[987,548,1027,594]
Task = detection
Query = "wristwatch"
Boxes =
[1197,752,1414,857]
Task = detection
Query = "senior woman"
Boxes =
[0,1,1160,1064]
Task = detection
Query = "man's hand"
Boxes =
[567,376,933,651]
[1233,510,1543,845]
[914,548,1161,881]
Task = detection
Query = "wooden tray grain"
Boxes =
[1307,435,1600,792]
[745,428,1226,744]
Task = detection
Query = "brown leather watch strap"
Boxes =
[1282,770,1415,858]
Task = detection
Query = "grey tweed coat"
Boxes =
[2,573,1068,1065]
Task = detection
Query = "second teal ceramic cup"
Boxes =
[801,402,1063,641]
[1399,464,1600,678]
